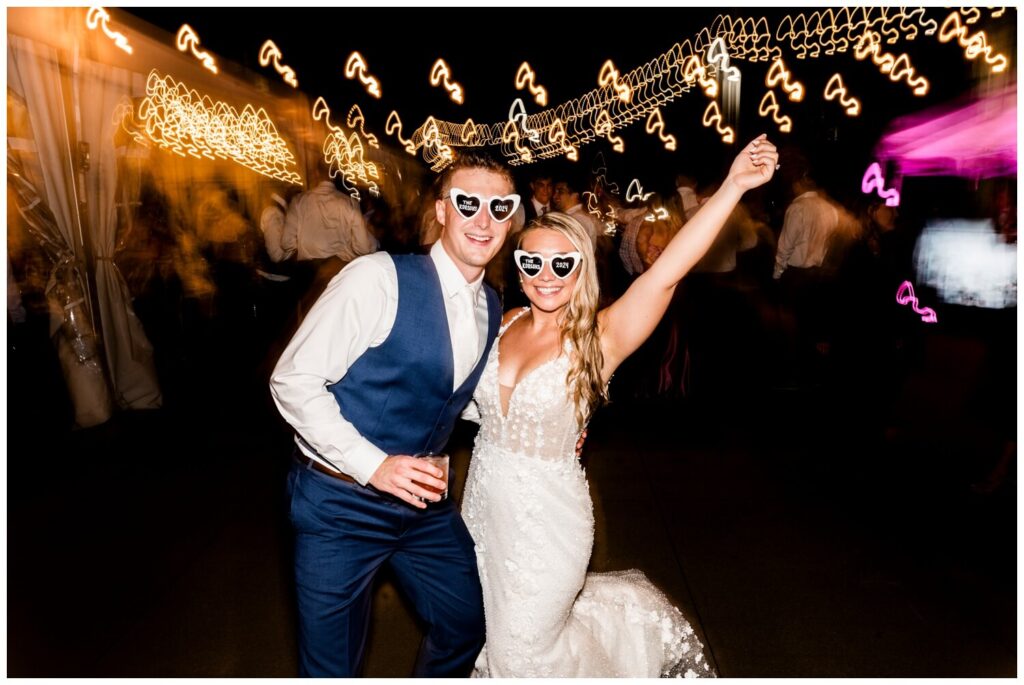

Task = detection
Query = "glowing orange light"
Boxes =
[854,29,930,95]
[937,11,1008,73]
[594,110,625,153]
[346,105,379,148]
[344,51,381,99]
[515,62,548,107]
[85,7,133,54]
[823,74,861,116]
[310,97,380,198]
[645,108,678,151]
[683,55,718,98]
[598,60,632,102]
[701,101,734,144]
[460,117,478,144]
[384,111,417,156]
[645,207,670,222]
[422,116,455,169]
[133,70,300,184]
[758,91,793,133]
[501,119,532,164]
[176,24,217,74]
[547,119,578,161]
[430,59,464,104]
[765,57,804,102]
[258,40,298,88]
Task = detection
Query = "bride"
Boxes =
[462,135,778,677]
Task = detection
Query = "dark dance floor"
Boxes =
[6,333,1016,677]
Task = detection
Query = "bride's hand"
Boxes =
[727,134,779,191]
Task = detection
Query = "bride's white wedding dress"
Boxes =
[462,309,715,678]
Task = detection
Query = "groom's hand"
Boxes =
[369,455,446,509]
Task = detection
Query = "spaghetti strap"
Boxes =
[498,306,530,337]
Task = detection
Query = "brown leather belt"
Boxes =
[295,451,358,485]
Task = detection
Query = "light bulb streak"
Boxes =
[346,105,379,148]
[384,111,417,155]
[645,207,670,222]
[85,7,133,54]
[176,24,217,74]
[547,119,578,161]
[430,58,464,104]
[258,40,298,88]
[594,110,625,152]
[515,62,548,107]
[937,11,1008,73]
[311,97,380,198]
[854,29,930,95]
[765,57,804,101]
[508,98,541,143]
[758,91,793,133]
[645,108,677,151]
[702,101,735,144]
[598,60,632,102]
[706,37,741,82]
[344,51,381,99]
[626,178,654,203]
[823,74,861,116]
[861,162,900,207]
[403,7,1007,167]
[130,70,300,184]
[895,281,937,323]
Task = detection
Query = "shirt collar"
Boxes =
[531,197,546,214]
[430,241,484,301]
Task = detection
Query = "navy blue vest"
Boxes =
[327,254,500,456]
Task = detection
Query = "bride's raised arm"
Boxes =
[597,134,779,378]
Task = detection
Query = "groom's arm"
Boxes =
[270,253,396,485]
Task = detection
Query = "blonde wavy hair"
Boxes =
[517,212,607,428]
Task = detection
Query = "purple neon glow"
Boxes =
[862,162,901,206]
[875,84,1017,179]
[896,280,938,323]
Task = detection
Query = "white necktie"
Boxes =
[452,286,480,389]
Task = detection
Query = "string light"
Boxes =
[344,51,381,98]
[258,40,298,88]
[85,7,133,54]
[430,58,464,104]
[130,70,301,184]
[176,24,217,74]
[515,62,548,107]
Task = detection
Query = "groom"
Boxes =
[270,150,518,677]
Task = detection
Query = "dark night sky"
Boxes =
[121,6,1017,200]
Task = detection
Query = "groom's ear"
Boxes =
[435,196,447,228]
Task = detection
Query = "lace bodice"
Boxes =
[473,309,582,462]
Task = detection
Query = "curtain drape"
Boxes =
[7,34,114,427]
[76,57,162,409]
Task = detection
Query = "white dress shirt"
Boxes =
[270,242,488,485]
[531,197,549,217]
[260,194,288,263]
[281,181,378,262]
[773,191,840,279]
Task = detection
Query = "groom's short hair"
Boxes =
[435,149,514,199]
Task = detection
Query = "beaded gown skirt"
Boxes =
[462,315,715,678]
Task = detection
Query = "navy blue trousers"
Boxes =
[287,459,484,677]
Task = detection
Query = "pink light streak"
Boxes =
[862,162,901,207]
[896,280,938,323]
[875,84,1017,179]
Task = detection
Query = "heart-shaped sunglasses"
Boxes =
[514,250,583,280]
[449,188,521,223]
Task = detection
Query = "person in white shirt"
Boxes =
[282,168,379,308]
[773,174,840,279]
[270,150,517,677]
